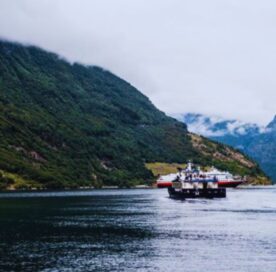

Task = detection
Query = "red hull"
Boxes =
[157,182,172,188]
[157,181,244,188]
[218,181,243,188]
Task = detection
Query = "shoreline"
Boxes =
[0,185,155,193]
[0,184,275,194]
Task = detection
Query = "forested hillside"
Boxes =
[0,41,269,189]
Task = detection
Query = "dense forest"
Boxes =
[0,41,269,189]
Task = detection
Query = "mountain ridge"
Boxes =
[267,115,276,130]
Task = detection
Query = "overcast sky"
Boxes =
[0,0,275,125]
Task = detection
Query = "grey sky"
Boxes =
[0,0,275,125]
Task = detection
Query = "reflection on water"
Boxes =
[0,188,276,272]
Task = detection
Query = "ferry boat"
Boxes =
[168,163,226,199]
[206,167,245,188]
[156,173,177,188]
[157,165,245,188]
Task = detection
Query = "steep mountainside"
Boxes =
[181,113,276,182]
[0,41,269,189]
[248,117,276,182]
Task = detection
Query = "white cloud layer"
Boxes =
[0,0,276,125]
[180,113,271,137]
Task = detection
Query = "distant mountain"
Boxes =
[267,116,276,130]
[248,117,276,183]
[0,41,268,189]
[180,113,276,182]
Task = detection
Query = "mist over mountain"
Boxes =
[181,113,276,182]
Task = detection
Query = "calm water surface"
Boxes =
[0,188,276,272]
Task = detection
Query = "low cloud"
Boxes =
[184,115,228,137]
[0,0,275,125]
[180,113,271,137]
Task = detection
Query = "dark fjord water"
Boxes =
[0,188,275,272]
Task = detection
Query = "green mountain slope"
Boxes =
[0,41,269,189]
